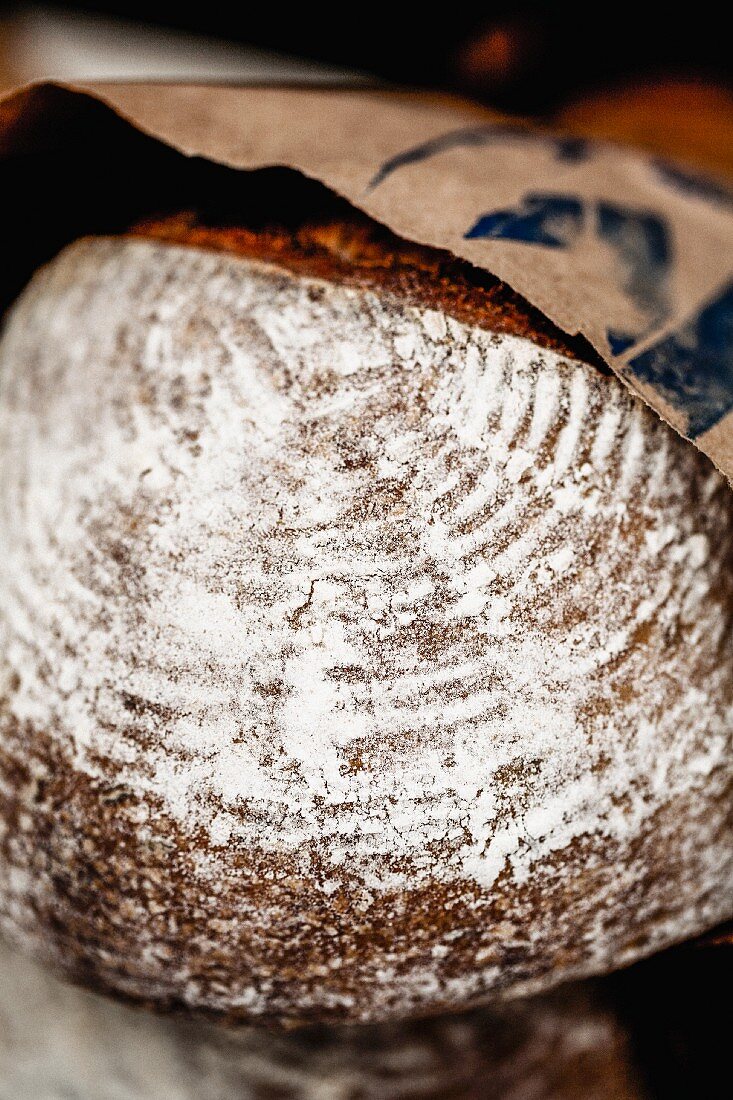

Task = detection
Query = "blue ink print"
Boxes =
[597,202,672,354]
[626,283,733,438]
[653,160,733,211]
[367,127,590,192]
[555,137,590,163]
[465,192,673,355]
[465,193,583,248]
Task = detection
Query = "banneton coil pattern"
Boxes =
[0,236,732,1023]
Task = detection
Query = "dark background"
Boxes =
[15,1,733,113]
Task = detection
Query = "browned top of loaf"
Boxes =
[128,212,604,369]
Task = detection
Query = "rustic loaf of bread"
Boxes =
[0,212,731,1025]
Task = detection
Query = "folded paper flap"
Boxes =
[2,80,733,476]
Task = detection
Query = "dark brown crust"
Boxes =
[127,211,608,371]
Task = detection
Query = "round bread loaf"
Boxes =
[0,212,732,1025]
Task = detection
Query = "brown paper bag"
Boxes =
[1,80,732,477]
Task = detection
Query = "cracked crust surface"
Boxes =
[0,228,732,1025]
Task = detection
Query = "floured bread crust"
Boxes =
[127,211,605,365]
[0,233,732,1025]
